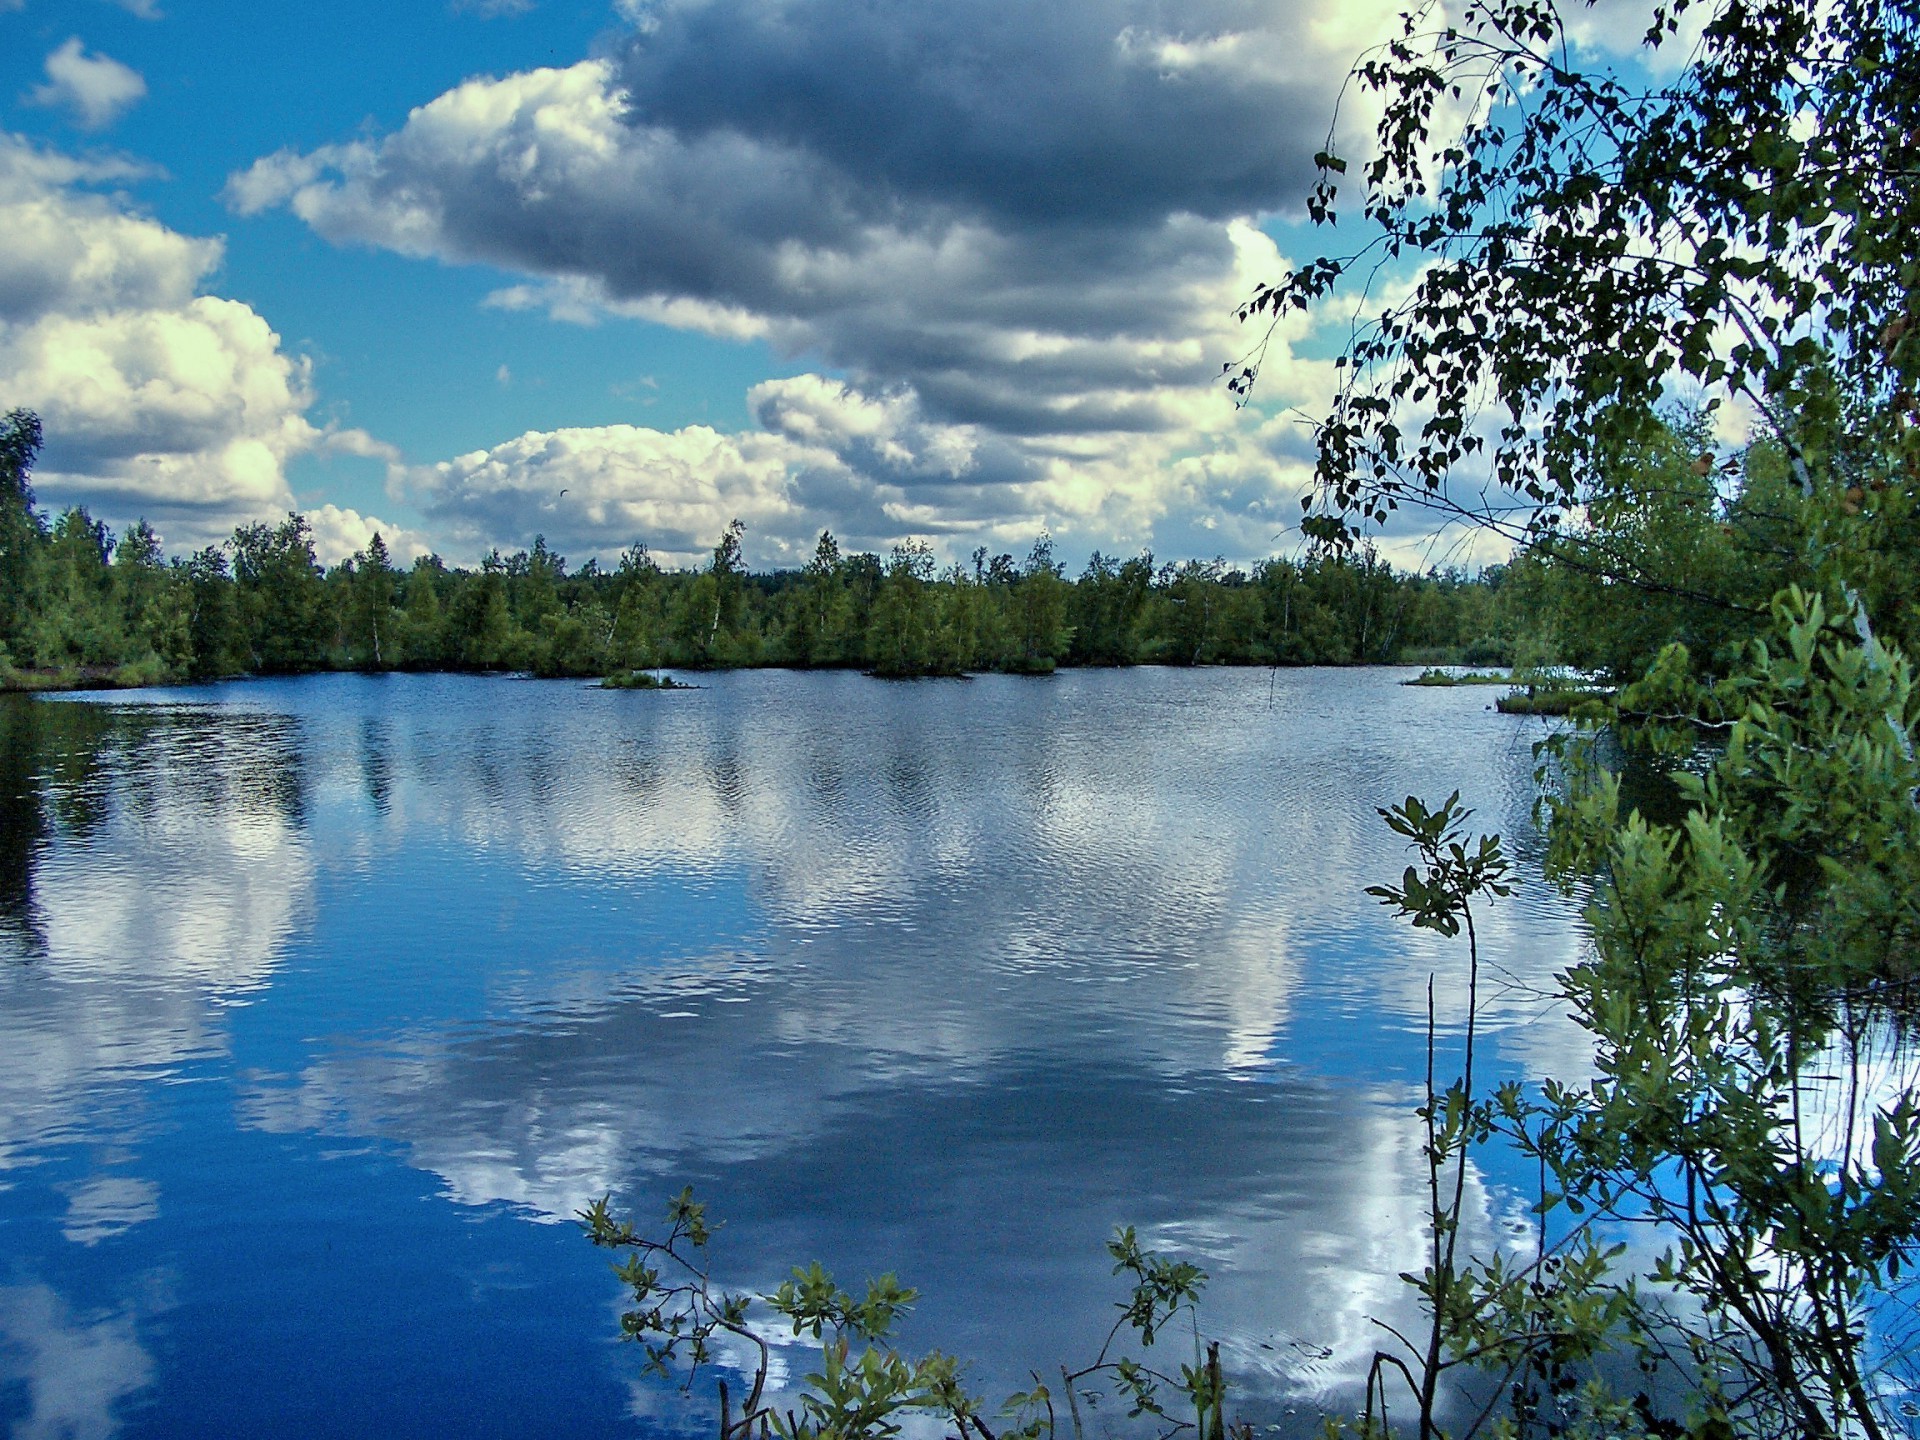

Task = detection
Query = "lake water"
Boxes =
[0,667,1591,1438]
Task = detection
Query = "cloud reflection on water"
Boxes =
[3,670,1590,1434]
[0,706,314,1174]
[0,1283,157,1440]
[208,670,1584,1418]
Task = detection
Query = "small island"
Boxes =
[599,669,692,690]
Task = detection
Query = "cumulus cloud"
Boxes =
[4,297,318,511]
[27,38,147,131]
[384,355,1331,567]
[305,501,431,566]
[401,420,818,566]
[0,135,377,551]
[609,0,1381,229]
[223,57,1279,438]
[227,0,1421,563]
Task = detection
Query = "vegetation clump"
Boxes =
[1403,668,1510,686]
[599,669,691,690]
[581,1189,1231,1440]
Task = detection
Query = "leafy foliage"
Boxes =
[581,1190,1236,1440]
[1235,0,1919,590]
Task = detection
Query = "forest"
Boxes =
[0,411,1539,688]
[3,401,1880,696]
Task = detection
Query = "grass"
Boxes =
[1495,686,1610,716]
[1403,667,1512,687]
[0,659,176,692]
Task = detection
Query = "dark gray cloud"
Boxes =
[616,0,1336,228]
[227,0,1395,559]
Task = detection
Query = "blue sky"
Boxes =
[0,0,1494,571]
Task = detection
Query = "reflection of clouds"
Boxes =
[34,804,307,993]
[235,977,1505,1418]
[301,670,1589,1086]
[0,706,313,1172]
[1797,1020,1920,1181]
[261,670,1579,1422]
[0,1283,155,1440]
[58,1175,160,1247]
[186,670,1592,1421]
[239,954,844,1220]
[8,670,1593,1434]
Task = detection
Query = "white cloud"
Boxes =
[305,501,431,566]
[388,341,1339,568]
[402,421,818,566]
[27,39,147,131]
[0,135,381,551]
[0,146,210,322]
[3,297,319,514]
[224,16,1413,565]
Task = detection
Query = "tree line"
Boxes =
[0,412,1529,688]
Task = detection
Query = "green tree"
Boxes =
[788,530,856,667]
[609,544,668,673]
[508,535,564,632]
[25,509,117,667]
[232,513,332,673]
[1238,0,1919,580]
[114,520,191,677]
[447,557,514,669]
[0,411,47,671]
[1069,551,1153,666]
[866,540,949,677]
[671,519,751,667]
[1008,534,1072,673]
[184,546,246,681]
[346,532,401,669]
[1243,0,1920,1432]
[398,557,448,669]
[1151,559,1226,665]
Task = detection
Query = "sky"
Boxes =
[0,0,1508,572]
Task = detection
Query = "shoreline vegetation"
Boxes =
[1,420,1546,690]
[1402,666,1616,714]
[1402,667,1513,685]
[3,410,1806,709]
[597,668,694,690]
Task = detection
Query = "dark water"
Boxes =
[0,668,1590,1438]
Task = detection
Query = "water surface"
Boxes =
[0,668,1588,1437]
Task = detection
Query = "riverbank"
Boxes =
[2,651,1522,695]
[0,660,174,693]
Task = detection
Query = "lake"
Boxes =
[0,667,1590,1438]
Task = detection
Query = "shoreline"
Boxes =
[6,654,1515,697]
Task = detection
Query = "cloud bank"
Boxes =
[229,0,1407,564]
[0,137,406,554]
